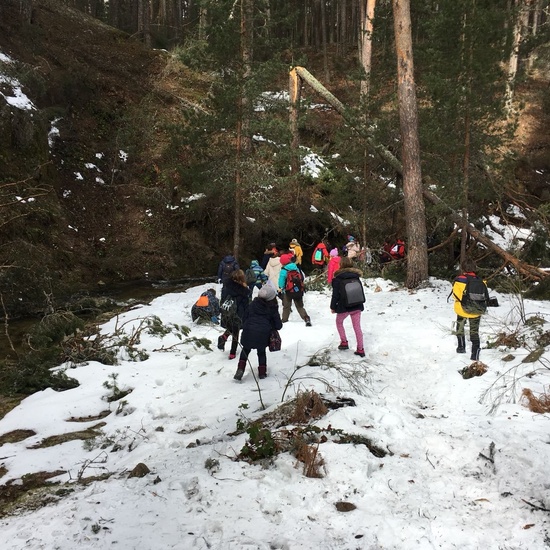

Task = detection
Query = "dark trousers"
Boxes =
[456,315,480,346]
[222,328,240,355]
[239,346,267,367]
[281,293,309,322]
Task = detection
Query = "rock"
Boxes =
[128,463,150,478]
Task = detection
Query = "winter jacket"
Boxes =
[346,241,361,259]
[312,243,329,265]
[217,255,239,284]
[249,260,268,289]
[191,289,220,323]
[327,256,341,284]
[220,278,250,331]
[330,267,365,314]
[452,271,485,319]
[240,297,283,350]
[260,246,278,270]
[264,256,282,289]
[278,261,304,293]
[289,242,304,265]
[390,240,405,260]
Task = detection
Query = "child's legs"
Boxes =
[238,347,250,362]
[282,294,293,322]
[468,316,480,346]
[336,312,350,342]
[257,347,267,366]
[349,310,364,350]
[293,296,309,321]
[230,329,240,354]
[456,316,466,336]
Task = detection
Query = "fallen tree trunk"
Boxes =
[289,66,549,281]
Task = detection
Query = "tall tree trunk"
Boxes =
[19,0,33,23]
[392,0,428,288]
[532,0,543,34]
[319,0,330,82]
[505,0,532,115]
[234,0,254,259]
[359,0,376,99]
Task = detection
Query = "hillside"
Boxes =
[0,0,212,315]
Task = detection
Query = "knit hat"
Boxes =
[291,238,298,244]
[280,253,293,266]
[347,235,355,242]
[258,283,277,301]
[330,248,339,257]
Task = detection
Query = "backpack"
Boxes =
[314,248,323,263]
[457,275,489,315]
[222,261,236,281]
[341,278,365,307]
[195,295,209,308]
[220,296,241,330]
[284,268,304,296]
[245,268,257,286]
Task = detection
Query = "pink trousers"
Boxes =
[336,310,364,350]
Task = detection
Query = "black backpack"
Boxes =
[341,278,365,307]
[457,275,489,315]
[220,296,241,330]
[222,261,237,282]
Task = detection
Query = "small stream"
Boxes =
[0,276,215,361]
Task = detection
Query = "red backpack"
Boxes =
[284,268,304,296]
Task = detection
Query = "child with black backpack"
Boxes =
[218,270,250,360]
[330,256,366,357]
[451,259,490,361]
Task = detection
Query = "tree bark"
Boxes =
[505,0,532,115]
[233,0,254,259]
[392,0,428,288]
[359,0,376,99]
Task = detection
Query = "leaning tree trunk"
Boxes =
[288,66,549,281]
[392,0,429,288]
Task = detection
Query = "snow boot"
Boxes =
[338,341,349,350]
[470,344,480,361]
[305,316,312,327]
[354,349,365,358]
[456,335,466,354]
[233,360,246,381]
[218,333,228,351]
[258,365,267,379]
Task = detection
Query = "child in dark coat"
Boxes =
[218,270,250,360]
[234,283,282,381]
[191,288,220,324]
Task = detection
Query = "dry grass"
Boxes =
[294,440,325,478]
[289,390,328,424]
[521,388,550,413]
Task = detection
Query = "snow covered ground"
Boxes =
[1,277,549,549]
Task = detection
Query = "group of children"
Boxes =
[190,238,369,381]
[192,237,491,380]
